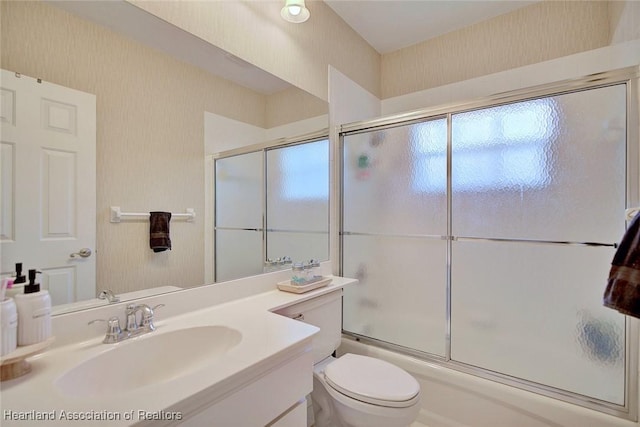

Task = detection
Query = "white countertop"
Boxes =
[0,276,356,426]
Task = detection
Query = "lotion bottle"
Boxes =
[14,269,51,346]
[0,295,17,356]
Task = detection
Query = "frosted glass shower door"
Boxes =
[450,85,627,404]
[342,118,448,356]
[266,139,329,263]
[215,151,264,281]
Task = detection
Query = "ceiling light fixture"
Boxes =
[281,0,310,23]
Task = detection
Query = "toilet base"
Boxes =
[311,370,420,427]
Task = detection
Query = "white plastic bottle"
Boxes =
[0,297,18,355]
[14,270,51,346]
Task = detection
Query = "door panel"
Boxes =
[451,85,626,243]
[1,69,96,304]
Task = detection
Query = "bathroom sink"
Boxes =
[55,325,242,398]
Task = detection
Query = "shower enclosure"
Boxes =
[340,68,639,417]
[214,135,329,282]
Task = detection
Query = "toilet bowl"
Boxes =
[274,289,421,427]
[311,354,420,427]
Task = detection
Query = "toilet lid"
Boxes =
[324,353,420,408]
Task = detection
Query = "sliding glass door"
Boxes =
[266,139,329,263]
[215,137,329,282]
[342,118,448,356]
[215,151,264,282]
[341,80,632,412]
[450,86,626,405]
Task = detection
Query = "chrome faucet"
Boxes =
[97,289,120,303]
[89,303,165,344]
[133,303,165,333]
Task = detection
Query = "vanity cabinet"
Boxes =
[177,343,313,427]
[2,277,354,427]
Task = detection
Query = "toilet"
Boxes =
[275,289,421,427]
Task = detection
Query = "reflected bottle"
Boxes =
[14,270,51,346]
[0,296,17,356]
[309,259,321,280]
[291,263,307,286]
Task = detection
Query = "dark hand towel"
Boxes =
[150,211,172,253]
[604,213,640,318]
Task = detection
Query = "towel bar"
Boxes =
[110,207,195,223]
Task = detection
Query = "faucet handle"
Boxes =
[88,316,126,344]
[125,304,138,332]
[97,289,120,303]
[137,303,165,331]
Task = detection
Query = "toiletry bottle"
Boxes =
[13,263,26,285]
[14,269,52,346]
[291,263,306,285]
[303,262,313,282]
[0,296,18,356]
[6,263,27,300]
[310,259,321,280]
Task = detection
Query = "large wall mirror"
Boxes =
[0,1,328,314]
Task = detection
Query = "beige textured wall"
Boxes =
[266,86,328,129]
[128,0,381,101]
[381,1,612,99]
[0,1,275,293]
[609,0,640,45]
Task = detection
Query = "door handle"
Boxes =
[70,248,92,258]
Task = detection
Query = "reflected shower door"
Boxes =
[215,151,263,281]
[342,118,448,356]
[266,139,329,263]
[450,85,627,404]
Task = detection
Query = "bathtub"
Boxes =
[338,337,640,427]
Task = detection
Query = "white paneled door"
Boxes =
[0,69,96,305]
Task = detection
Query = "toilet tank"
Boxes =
[274,289,342,364]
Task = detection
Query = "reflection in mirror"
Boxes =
[214,136,330,282]
[215,151,265,282]
[266,138,329,262]
[0,1,328,314]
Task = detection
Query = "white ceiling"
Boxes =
[325,0,539,54]
[49,1,539,95]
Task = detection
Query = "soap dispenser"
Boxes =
[14,269,52,346]
[5,262,27,300]
[13,263,26,285]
